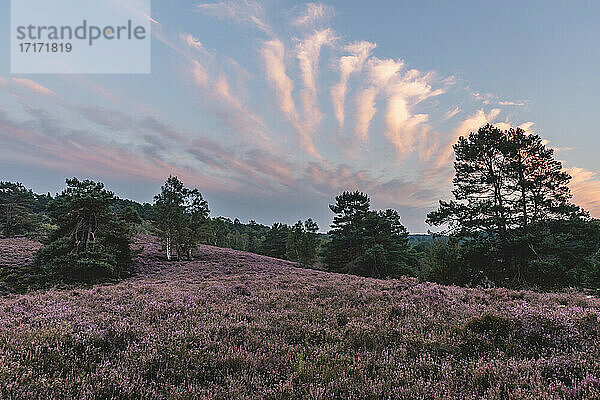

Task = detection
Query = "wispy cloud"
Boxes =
[261,39,297,119]
[354,87,378,142]
[143,12,160,25]
[196,0,272,35]
[331,41,375,129]
[497,100,525,106]
[352,57,403,142]
[383,71,445,157]
[292,2,334,27]
[444,106,461,120]
[293,29,337,155]
[180,33,204,50]
[11,78,56,96]
[566,167,600,217]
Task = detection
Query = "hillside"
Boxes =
[1,235,600,399]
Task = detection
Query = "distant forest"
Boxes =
[1,124,599,292]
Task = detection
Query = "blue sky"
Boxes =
[1,0,599,232]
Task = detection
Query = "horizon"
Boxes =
[2,0,599,233]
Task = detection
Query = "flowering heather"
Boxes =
[0,237,42,266]
[1,235,599,399]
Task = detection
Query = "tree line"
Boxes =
[1,124,599,290]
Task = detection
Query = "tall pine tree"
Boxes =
[324,191,415,278]
[427,124,597,288]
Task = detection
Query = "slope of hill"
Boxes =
[1,235,599,399]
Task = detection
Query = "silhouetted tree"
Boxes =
[260,223,289,259]
[427,124,597,288]
[286,218,319,266]
[324,191,370,271]
[324,191,415,278]
[0,182,37,237]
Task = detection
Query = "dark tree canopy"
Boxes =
[35,178,135,282]
[260,222,289,259]
[427,124,599,288]
[427,124,584,238]
[0,181,37,238]
[153,176,211,260]
[286,219,319,266]
[324,191,415,278]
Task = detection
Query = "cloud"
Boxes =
[497,100,525,106]
[518,121,535,132]
[454,108,501,141]
[143,12,160,25]
[261,29,336,157]
[158,29,272,145]
[383,70,444,156]
[261,39,297,118]
[11,78,56,96]
[350,57,404,141]
[192,60,209,87]
[367,57,403,87]
[566,167,600,217]
[354,87,378,142]
[292,2,334,27]
[472,90,526,107]
[180,34,204,50]
[331,41,375,129]
[196,0,271,34]
[0,77,6,86]
[444,106,461,120]
[296,28,336,120]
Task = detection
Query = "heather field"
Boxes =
[1,235,599,399]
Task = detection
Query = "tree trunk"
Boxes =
[166,236,172,261]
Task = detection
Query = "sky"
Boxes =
[1,0,599,233]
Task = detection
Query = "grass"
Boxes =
[0,234,599,399]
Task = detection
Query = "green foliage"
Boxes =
[208,217,270,253]
[427,124,598,289]
[153,176,210,260]
[260,222,289,259]
[35,178,135,282]
[427,125,583,237]
[324,191,415,278]
[417,238,464,285]
[286,219,319,265]
[0,181,38,238]
[112,198,154,221]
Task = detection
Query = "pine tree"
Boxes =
[260,223,289,258]
[427,124,596,288]
[324,191,415,278]
[324,191,370,272]
[35,178,135,282]
[0,182,37,237]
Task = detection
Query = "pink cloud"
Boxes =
[196,0,271,35]
[11,78,56,96]
[292,3,334,26]
[261,39,297,118]
[566,167,600,217]
[331,41,375,129]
